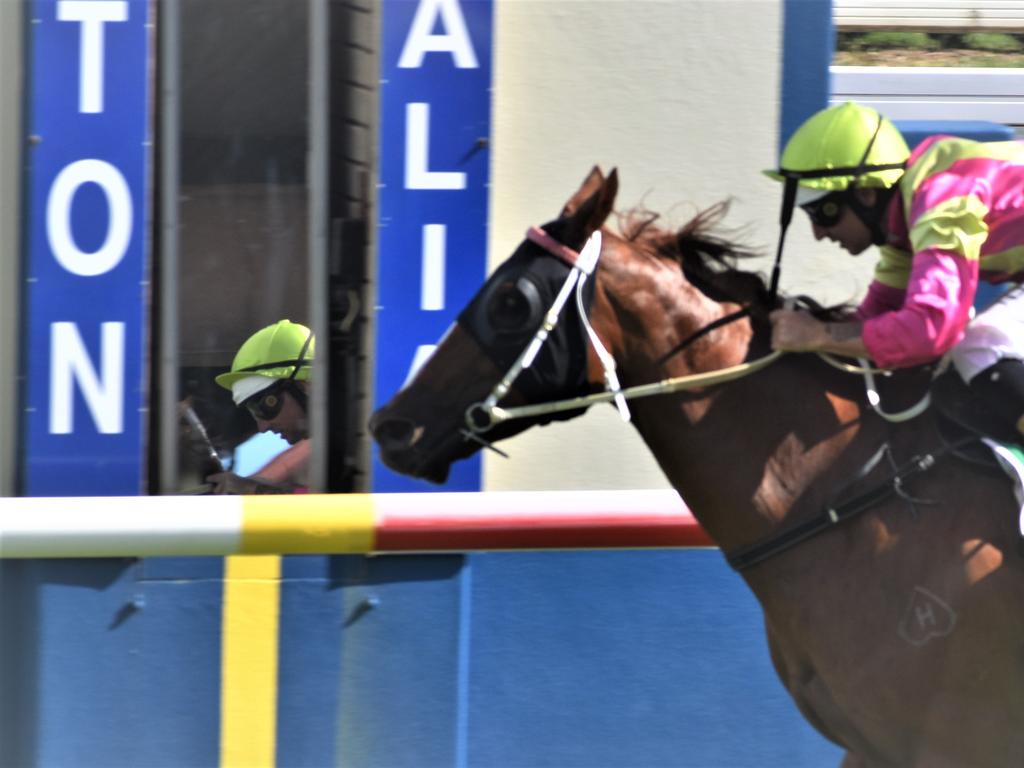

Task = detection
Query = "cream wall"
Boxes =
[483,0,868,491]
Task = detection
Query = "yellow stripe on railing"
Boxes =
[220,554,281,768]
[239,495,376,554]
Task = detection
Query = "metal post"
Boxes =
[158,0,182,493]
[0,0,23,495]
[308,0,329,492]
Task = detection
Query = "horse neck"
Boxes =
[594,250,875,555]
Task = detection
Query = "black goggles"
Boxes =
[799,190,848,229]
[242,382,287,421]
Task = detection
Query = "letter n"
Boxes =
[50,321,125,434]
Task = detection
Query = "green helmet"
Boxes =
[215,319,314,391]
[763,102,909,192]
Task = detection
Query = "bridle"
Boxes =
[462,225,940,572]
[464,228,627,435]
[464,227,787,437]
[465,226,930,438]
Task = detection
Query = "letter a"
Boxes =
[397,0,478,69]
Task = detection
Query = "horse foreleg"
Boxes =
[764,622,887,765]
[765,623,859,749]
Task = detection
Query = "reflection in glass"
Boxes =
[172,0,310,493]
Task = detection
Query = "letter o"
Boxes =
[46,159,132,276]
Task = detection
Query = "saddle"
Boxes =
[930,367,1024,537]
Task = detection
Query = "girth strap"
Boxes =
[726,443,948,572]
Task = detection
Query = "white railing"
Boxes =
[832,66,1024,126]
[835,1,1024,32]
[0,490,711,558]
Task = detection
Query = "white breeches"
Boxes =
[952,284,1024,382]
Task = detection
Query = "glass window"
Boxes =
[169,0,312,494]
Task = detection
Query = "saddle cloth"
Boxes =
[982,439,1024,538]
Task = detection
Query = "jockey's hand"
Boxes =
[206,471,286,495]
[770,309,829,352]
[770,310,869,358]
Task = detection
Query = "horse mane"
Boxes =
[615,200,850,321]
[616,200,768,305]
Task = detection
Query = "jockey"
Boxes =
[765,101,1024,440]
[208,319,313,493]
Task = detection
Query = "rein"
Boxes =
[466,230,928,433]
[465,227,781,434]
[476,351,784,428]
[465,225,943,572]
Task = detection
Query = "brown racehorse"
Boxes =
[370,167,1024,767]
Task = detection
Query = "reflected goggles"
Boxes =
[243,382,286,422]
[799,191,847,229]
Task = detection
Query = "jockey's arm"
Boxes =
[206,439,311,495]
[769,309,869,359]
[206,471,289,494]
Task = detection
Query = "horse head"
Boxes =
[370,166,763,483]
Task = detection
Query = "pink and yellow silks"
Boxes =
[855,135,1024,374]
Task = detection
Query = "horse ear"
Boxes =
[560,166,606,217]
[555,167,618,249]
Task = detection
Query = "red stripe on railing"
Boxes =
[372,491,714,551]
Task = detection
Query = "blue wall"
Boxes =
[334,551,842,767]
[780,0,833,145]
[2,553,845,767]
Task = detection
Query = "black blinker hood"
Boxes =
[458,251,597,420]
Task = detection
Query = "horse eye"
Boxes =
[486,278,542,334]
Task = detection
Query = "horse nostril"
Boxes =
[373,417,421,451]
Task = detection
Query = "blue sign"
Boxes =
[22,0,152,495]
[374,0,493,492]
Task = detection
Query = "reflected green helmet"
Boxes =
[763,102,909,191]
[215,319,314,391]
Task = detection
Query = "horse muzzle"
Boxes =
[369,409,473,483]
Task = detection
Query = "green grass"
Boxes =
[835,31,1024,67]
[962,32,1023,52]
[842,31,938,51]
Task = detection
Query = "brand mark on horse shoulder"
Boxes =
[898,586,957,648]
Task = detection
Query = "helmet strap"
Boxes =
[843,184,898,246]
[840,114,899,246]
[284,380,308,414]
[283,329,313,414]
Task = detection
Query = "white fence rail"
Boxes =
[832,66,1024,127]
[0,490,709,558]
[834,1,1024,31]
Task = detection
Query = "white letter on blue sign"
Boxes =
[57,0,129,114]
[397,0,478,69]
[404,344,437,388]
[405,103,466,190]
[46,158,132,276]
[421,224,446,310]
[49,322,125,434]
